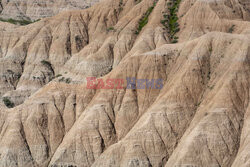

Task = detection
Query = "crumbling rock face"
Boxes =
[0,0,249,166]
[0,0,100,21]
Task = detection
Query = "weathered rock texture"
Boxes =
[0,0,100,21]
[0,0,250,166]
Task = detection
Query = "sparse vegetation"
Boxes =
[58,76,71,84]
[107,27,115,31]
[7,69,14,74]
[209,47,212,53]
[65,78,71,84]
[6,69,21,79]
[208,85,214,90]
[228,25,235,33]
[68,165,77,167]
[172,39,178,43]
[161,0,181,43]
[41,60,51,67]
[5,69,22,88]
[55,74,62,78]
[0,17,33,25]
[195,101,201,107]
[207,71,211,80]
[135,0,142,5]
[119,0,123,12]
[16,73,21,79]
[41,60,54,73]
[59,77,65,82]
[2,97,14,108]
[135,1,157,34]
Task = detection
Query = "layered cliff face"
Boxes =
[0,0,250,166]
[0,0,100,21]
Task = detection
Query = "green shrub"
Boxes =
[161,0,182,43]
[2,97,14,108]
[119,0,123,11]
[208,85,214,90]
[135,1,157,34]
[172,39,178,43]
[55,74,62,78]
[16,73,21,79]
[41,60,55,78]
[58,77,71,83]
[41,60,53,71]
[209,47,212,53]
[195,101,201,107]
[41,60,51,66]
[107,27,115,31]
[65,78,71,84]
[34,19,41,22]
[7,69,14,74]
[0,17,33,25]
[59,77,65,82]
[228,25,235,33]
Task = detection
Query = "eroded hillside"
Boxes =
[0,0,249,166]
[0,0,100,21]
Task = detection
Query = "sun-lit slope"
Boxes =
[0,0,249,166]
[0,0,249,106]
[0,31,249,167]
[0,0,166,105]
[92,32,250,167]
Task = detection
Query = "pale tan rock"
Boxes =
[0,0,100,21]
[0,0,249,166]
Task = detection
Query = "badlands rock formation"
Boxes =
[0,0,249,166]
[0,0,100,21]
